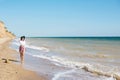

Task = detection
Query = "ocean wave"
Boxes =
[26,45,49,52]
[52,69,75,80]
[52,69,115,80]
[29,54,119,80]
[12,40,50,52]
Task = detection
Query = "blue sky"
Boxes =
[0,0,120,37]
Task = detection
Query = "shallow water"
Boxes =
[11,37,120,80]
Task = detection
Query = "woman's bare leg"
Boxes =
[20,52,24,64]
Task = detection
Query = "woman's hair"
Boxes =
[20,36,25,40]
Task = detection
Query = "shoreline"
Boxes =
[9,37,120,80]
[0,38,46,80]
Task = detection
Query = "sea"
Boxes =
[10,37,120,80]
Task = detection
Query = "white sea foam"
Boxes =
[52,70,115,80]
[28,54,118,80]
[52,69,75,80]
[12,40,49,52]
[26,45,49,52]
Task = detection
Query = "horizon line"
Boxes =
[22,36,120,38]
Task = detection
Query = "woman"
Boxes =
[19,36,26,64]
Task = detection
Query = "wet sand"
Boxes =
[0,38,46,80]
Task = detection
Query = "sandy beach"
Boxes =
[0,38,46,80]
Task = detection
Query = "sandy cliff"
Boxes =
[0,21,15,39]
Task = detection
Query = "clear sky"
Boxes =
[0,0,120,37]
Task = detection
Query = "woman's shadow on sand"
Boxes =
[2,58,20,63]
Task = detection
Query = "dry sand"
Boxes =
[0,38,46,80]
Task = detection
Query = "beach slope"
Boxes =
[0,21,45,80]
